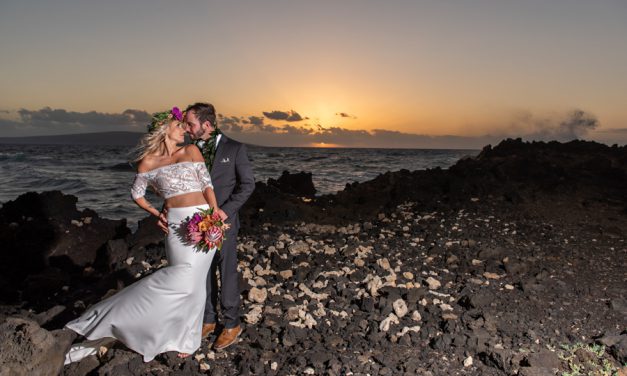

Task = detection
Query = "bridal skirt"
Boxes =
[64,205,216,364]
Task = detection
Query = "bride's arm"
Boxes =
[133,196,161,218]
[202,187,219,211]
[131,174,161,217]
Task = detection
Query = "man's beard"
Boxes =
[189,130,202,140]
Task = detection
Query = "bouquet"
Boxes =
[185,207,230,252]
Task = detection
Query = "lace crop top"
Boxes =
[131,161,213,200]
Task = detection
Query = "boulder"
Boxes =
[0,191,129,303]
[268,171,316,197]
[0,317,75,376]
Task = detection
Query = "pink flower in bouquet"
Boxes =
[189,230,203,243]
[187,219,198,230]
[205,225,223,244]
[211,212,221,221]
[191,213,202,224]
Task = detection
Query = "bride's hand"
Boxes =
[216,208,228,221]
[157,211,169,234]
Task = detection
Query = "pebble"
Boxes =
[425,277,441,290]
[446,255,459,264]
[464,356,473,367]
[439,303,454,311]
[377,258,391,270]
[244,305,263,324]
[393,299,408,318]
[194,353,205,361]
[411,311,422,321]
[299,284,329,300]
[379,313,400,332]
[279,270,293,279]
[253,276,267,286]
[505,284,515,290]
[397,325,421,337]
[248,287,268,303]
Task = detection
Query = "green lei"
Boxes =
[195,128,223,171]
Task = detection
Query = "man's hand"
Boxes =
[217,208,228,221]
[157,209,169,234]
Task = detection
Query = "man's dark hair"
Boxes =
[186,102,217,128]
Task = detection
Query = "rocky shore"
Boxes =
[1,139,626,376]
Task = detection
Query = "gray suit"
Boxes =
[202,135,254,328]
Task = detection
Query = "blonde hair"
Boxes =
[133,117,175,162]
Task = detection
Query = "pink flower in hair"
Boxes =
[171,107,183,121]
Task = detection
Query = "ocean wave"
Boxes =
[30,177,87,191]
[302,156,328,162]
[99,162,135,171]
[265,153,285,158]
[0,152,26,161]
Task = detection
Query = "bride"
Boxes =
[64,107,226,364]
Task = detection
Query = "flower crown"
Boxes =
[147,107,183,133]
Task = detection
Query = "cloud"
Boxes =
[2,106,623,148]
[0,107,151,137]
[508,108,599,142]
[557,109,598,138]
[247,116,265,126]
[263,110,305,122]
[217,115,244,132]
[336,112,357,119]
[17,107,150,128]
[280,124,315,135]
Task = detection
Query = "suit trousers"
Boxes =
[203,216,240,328]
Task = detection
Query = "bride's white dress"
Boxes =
[65,161,217,364]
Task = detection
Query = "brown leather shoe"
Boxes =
[202,323,216,338]
[213,325,242,350]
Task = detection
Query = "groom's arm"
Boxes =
[221,143,255,218]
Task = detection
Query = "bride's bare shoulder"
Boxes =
[136,156,157,173]
[182,144,203,161]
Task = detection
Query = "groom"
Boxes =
[178,102,254,349]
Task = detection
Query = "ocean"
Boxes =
[0,144,476,226]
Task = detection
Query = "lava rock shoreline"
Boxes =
[0,138,626,376]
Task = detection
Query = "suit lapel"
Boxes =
[211,135,228,174]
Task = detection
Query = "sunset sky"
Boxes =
[1,0,626,147]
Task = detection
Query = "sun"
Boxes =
[310,142,341,148]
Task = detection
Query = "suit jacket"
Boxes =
[202,135,255,227]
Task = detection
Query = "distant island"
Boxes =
[0,132,145,146]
